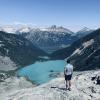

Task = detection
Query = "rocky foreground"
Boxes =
[0,70,100,100]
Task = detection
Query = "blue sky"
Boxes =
[0,0,100,31]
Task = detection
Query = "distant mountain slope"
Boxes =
[50,29,100,70]
[0,31,47,70]
[74,27,93,38]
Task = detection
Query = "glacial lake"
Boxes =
[17,60,66,85]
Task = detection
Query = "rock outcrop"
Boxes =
[0,70,100,100]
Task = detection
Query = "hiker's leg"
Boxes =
[65,75,68,89]
[65,80,67,88]
[69,80,71,89]
[68,74,72,90]
[65,80,68,89]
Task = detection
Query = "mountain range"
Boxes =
[0,25,93,53]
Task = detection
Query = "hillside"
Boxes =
[51,29,100,70]
[0,31,47,70]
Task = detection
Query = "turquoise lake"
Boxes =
[17,60,66,84]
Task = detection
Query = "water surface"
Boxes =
[17,60,66,84]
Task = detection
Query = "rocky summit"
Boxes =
[1,70,100,100]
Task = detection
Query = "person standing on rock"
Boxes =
[64,59,73,91]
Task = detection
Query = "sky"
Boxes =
[0,0,100,32]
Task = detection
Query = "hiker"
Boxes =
[64,59,73,91]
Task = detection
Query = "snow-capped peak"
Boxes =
[18,27,31,33]
[71,27,94,37]
[41,25,73,34]
[76,27,92,33]
[0,26,17,34]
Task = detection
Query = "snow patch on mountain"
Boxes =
[71,39,94,56]
[82,39,94,48]
[71,49,81,56]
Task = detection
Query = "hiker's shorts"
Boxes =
[65,74,72,81]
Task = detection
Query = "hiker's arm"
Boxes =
[64,67,66,75]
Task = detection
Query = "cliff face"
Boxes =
[1,70,100,100]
